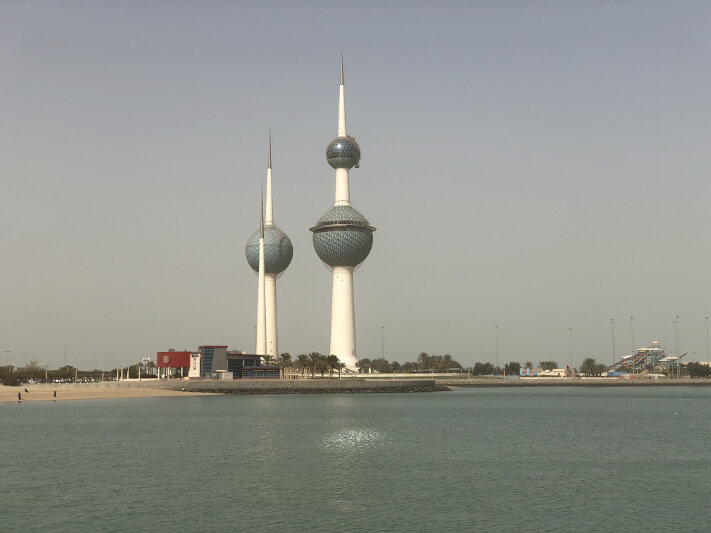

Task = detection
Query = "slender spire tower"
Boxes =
[256,189,267,356]
[246,135,293,359]
[311,57,375,370]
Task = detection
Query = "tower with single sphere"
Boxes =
[245,136,293,358]
[310,58,375,370]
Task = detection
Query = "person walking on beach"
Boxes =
[18,392,21,401]
[53,391,57,398]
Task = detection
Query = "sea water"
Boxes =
[2,387,710,533]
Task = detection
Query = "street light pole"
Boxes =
[495,324,499,370]
[381,326,384,359]
[674,315,680,357]
[569,327,573,371]
[630,316,635,352]
[706,315,709,361]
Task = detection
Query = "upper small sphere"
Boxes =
[326,136,360,169]
[245,224,293,275]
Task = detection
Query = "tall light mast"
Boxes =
[246,135,293,360]
[311,57,375,371]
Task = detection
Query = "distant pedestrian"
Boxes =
[53,391,57,398]
[18,392,21,401]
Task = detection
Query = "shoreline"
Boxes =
[3,377,709,403]
[437,377,711,387]
[0,378,441,402]
[0,384,216,403]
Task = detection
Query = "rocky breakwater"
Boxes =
[165,379,442,395]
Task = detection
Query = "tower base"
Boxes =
[329,265,357,370]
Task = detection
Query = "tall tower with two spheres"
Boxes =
[245,136,293,358]
[311,59,375,370]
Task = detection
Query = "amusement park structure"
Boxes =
[609,341,687,375]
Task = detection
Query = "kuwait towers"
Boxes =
[245,136,293,358]
[311,58,375,370]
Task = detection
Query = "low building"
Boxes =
[520,367,572,377]
[226,353,262,378]
[188,353,201,379]
[157,350,191,379]
[160,346,279,380]
[240,366,280,379]
[198,345,228,378]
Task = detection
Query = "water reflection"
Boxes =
[321,427,387,451]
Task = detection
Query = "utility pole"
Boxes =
[495,324,499,370]
[381,326,384,359]
[674,315,680,357]
[706,315,709,361]
[569,327,573,371]
[630,316,635,352]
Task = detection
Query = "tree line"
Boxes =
[0,360,156,386]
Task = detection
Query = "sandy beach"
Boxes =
[0,384,214,403]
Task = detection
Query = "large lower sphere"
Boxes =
[311,205,374,267]
[245,224,293,274]
[313,228,373,267]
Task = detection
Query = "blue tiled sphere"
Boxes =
[311,205,375,267]
[326,136,361,169]
[245,224,293,275]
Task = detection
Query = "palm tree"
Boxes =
[278,353,292,367]
[327,355,340,379]
[308,352,321,378]
[337,362,347,379]
[262,354,275,366]
[295,354,310,377]
[316,355,330,378]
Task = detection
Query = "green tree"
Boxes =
[504,361,521,375]
[417,352,431,371]
[579,358,607,376]
[539,361,558,371]
[315,355,329,377]
[686,362,710,378]
[326,355,340,378]
[307,352,321,378]
[370,357,392,373]
[357,358,372,374]
[336,361,347,379]
[473,362,495,376]
[295,354,310,377]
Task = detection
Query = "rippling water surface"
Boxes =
[2,387,710,532]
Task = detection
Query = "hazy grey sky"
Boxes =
[1,1,709,369]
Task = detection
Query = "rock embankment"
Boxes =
[165,379,442,395]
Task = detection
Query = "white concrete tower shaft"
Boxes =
[331,58,357,369]
[264,133,278,359]
[256,189,267,357]
[330,266,356,367]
